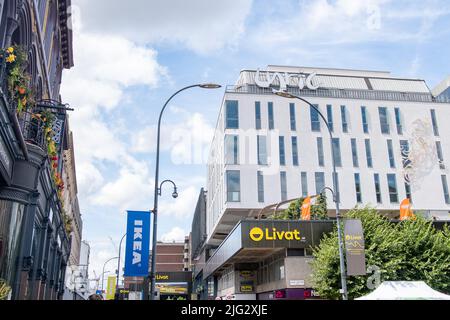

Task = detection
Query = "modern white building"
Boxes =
[206,65,450,246]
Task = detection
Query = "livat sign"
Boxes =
[255,69,320,91]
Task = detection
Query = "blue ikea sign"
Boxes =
[124,211,150,277]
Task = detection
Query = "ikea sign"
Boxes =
[124,211,150,277]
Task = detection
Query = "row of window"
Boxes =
[226,170,450,205]
[226,100,441,137]
[225,134,446,171]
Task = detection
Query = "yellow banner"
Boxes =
[106,276,117,300]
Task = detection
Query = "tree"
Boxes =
[310,207,450,300]
[271,194,328,220]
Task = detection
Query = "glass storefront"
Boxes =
[0,200,25,288]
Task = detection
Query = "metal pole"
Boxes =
[276,93,348,300]
[147,84,203,300]
[101,257,118,294]
[115,233,127,300]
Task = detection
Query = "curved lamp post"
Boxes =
[148,83,222,300]
[101,257,119,294]
[273,89,348,300]
[114,233,127,300]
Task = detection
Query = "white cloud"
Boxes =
[161,227,187,242]
[72,0,253,54]
[159,185,199,219]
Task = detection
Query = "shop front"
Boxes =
[155,271,193,300]
[203,220,334,300]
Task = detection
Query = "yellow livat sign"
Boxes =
[249,227,301,242]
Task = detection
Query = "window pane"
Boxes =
[292,137,299,166]
[317,137,324,167]
[351,139,359,167]
[290,103,296,131]
[361,106,369,134]
[400,140,411,169]
[332,138,342,167]
[280,172,287,201]
[442,175,450,204]
[279,136,286,166]
[226,100,239,129]
[387,174,398,203]
[387,140,395,168]
[225,135,239,165]
[268,102,274,130]
[227,171,241,202]
[310,105,321,132]
[354,173,362,203]
[374,174,382,203]
[258,171,264,203]
[257,136,268,165]
[395,108,403,135]
[405,183,412,202]
[301,172,308,197]
[365,139,373,168]
[436,141,445,169]
[379,107,390,134]
[341,105,348,133]
[327,105,334,132]
[255,102,261,130]
[315,172,325,195]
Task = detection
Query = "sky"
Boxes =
[59,0,450,285]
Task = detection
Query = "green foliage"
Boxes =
[270,194,328,220]
[310,207,450,300]
[0,279,11,300]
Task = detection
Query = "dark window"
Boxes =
[387,174,399,203]
[341,105,349,133]
[290,103,296,131]
[257,171,264,203]
[332,138,342,167]
[379,107,390,134]
[374,174,382,203]
[317,137,324,167]
[226,171,241,202]
[292,137,299,166]
[436,141,445,169]
[310,105,321,132]
[365,139,373,168]
[279,136,286,166]
[442,175,450,204]
[257,136,268,165]
[315,172,325,195]
[395,108,403,135]
[225,100,239,129]
[327,105,334,132]
[351,139,359,167]
[361,106,369,134]
[354,173,362,203]
[400,140,411,169]
[225,135,239,165]
[280,172,287,201]
[301,172,308,198]
[387,140,396,168]
[255,102,261,130]
[268,102,274,130]
[405,183,412,202]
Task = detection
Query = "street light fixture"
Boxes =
[273,89,349,300]
[114,233,127,300]
[101,257,119,294]
[147,83,222,301]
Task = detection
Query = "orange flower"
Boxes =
[18,87,26,95]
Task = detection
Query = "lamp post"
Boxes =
[114,233,127,300]
[101,257,119,294]
[147,83,222,301]
[274,89,348,300]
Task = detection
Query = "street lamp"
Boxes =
[147,83,222,301]
[273,89,349,300]
[101,257,119,294]
[115,233,127,300]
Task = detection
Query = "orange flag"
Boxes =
[301,197,312,220]
[400,198,414,221]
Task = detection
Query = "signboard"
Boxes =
[156,283,189,295]
[240,281,254,293]
[289,280,305,286]
[105,276,116,300]
[155,272,192,283]
[255,69,321,91]
[241,221,333,249]
[344,219,366,276]
[124,211,151,277]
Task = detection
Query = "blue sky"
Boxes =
[60,0,450,282]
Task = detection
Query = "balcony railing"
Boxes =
[18,111,48,151]
[226,84,449,104]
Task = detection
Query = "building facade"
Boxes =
[0,0,75,300]
[199,65,450,299]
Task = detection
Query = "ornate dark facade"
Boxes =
[0,0,74,300]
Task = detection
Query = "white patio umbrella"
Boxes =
[356,281,450,300]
